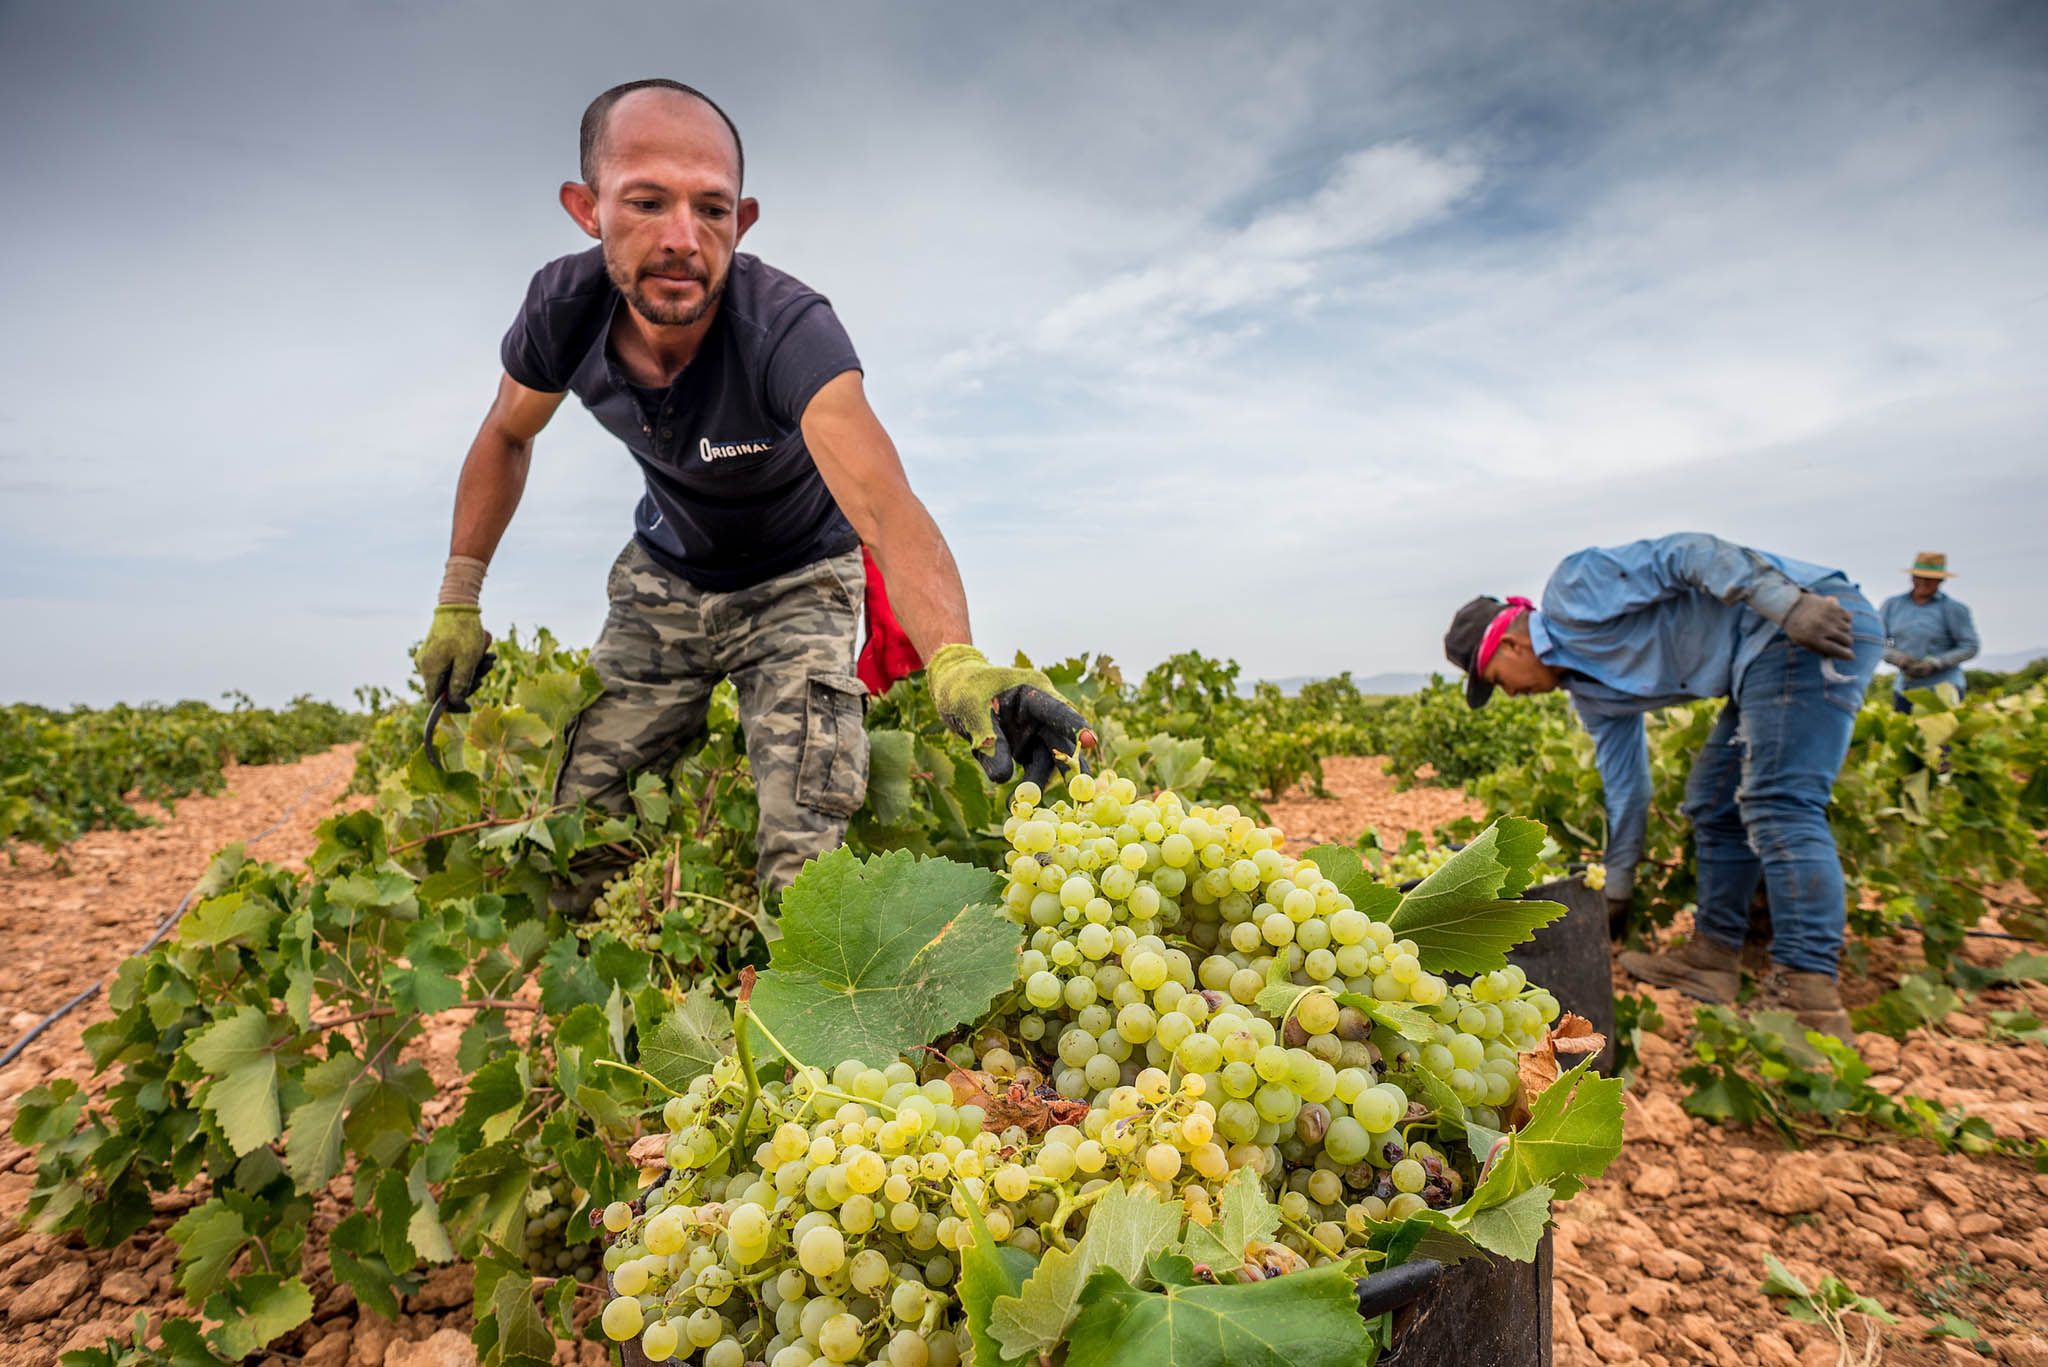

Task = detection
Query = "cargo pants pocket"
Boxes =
[796,672,870,817]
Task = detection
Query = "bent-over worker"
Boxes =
[1441,532,1881,1041]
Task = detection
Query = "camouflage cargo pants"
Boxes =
[555,538,869,902]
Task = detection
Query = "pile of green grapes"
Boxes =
[597,772,1576,1364]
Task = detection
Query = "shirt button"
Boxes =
[642,426,651,435]
[661,429,673,439]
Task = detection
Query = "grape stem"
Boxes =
[1279,1213,1345,1261]
[727,1000,764,1174]
[593,1058,684,1098]
[1046,1180,1114,1246]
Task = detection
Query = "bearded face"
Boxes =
[604,242,727,328]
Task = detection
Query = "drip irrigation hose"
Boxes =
[0,773,334,1070]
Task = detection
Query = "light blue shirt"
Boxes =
[1879,591,1978,697]
[1526,533,1850,897]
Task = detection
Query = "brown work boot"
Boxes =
[1756,968,1855,1044]
[1618,934,1740,1004]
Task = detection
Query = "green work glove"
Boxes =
[417,605,493,708]
[927,644,1090,787]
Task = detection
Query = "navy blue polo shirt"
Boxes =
[501,249,863,591]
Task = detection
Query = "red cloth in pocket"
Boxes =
[856,547,923,695]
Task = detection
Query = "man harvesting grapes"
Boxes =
[1881,550,1980,713]
[415,80,1083,901]
[1441,532,1882,1041]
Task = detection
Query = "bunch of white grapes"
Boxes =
[599,1044,1421,1364]
[600,771,1579,1362]
[598,1054,987,1366]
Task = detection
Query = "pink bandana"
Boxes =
[1474,597,1535,676]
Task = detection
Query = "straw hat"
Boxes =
[1905,551,1954,579]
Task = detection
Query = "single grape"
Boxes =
[798,1225,846,1277]
[602,1295,644,1341]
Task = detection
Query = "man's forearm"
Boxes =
[868,498,971,661]
[450,429,533,565]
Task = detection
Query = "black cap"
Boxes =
[1444,595,1507,709]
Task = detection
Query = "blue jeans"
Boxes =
[1681,587,1882,974]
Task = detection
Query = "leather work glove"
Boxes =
[417,605,493,709]
[927,644,1091,787]
[1779,592,1856,660]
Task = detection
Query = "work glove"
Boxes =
[927,644,1090,787]
[1903,657,1942,679]
[1779,592,1856,660]
[417,605,493,709]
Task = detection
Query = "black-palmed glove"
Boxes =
[927,644,1091,787]
[417,605,493,708]
[1779,592,1856,660]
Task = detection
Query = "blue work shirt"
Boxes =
[1526,533,1851,898]
[1878,591,1979,697]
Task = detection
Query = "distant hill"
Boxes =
[1253,671,1435,697]
[1977,647,2048,673]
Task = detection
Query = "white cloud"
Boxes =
[1033,144,1480,358]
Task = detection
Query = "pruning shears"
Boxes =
[422,650,497,772]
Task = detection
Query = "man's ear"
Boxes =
[736,196,761,240]
[559,181,601,239]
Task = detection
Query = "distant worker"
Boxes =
[1880,551,1979,713]
[1441,533,1881,1041]
[413,80,1086,902]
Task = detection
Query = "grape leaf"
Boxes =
[1466,1058,1624,1210]
[747,848,1014,1068]
[1064,1265,1377,1367]
[1177,1165,1280,1268]
[284,1050,371,1192]
[1388,817,1566,973]
[176,891,277,949]
[202,1273,313,1360]
[483,1269,557,1367]
[168,1199,250,1300]
[640,989,734,1093]
[990,1182,1183,1361]
[864,729,917,827]
[1460,1182,1553,1260]
[185,1005,282,1157]
[407,1161,457,1264]
[958,1188,1038,1367]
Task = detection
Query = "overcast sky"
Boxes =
[3,0,2045,707]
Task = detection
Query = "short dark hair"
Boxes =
[579,79,745,190]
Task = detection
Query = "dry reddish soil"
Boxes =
[4,752,2046,1365]
[0,748,589,1367]
[1264,754,1486,854]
